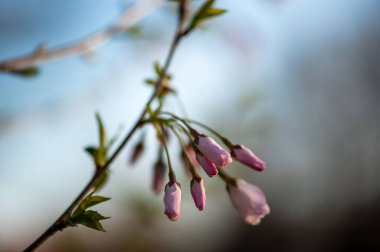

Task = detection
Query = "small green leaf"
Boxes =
[84,195,111,209]
[11,67,40,77]
[186,0,227,33]
[85,146,98,158]
[85,113,109,167]
[145,79,158,86]
[85,146,106,166]
[73,193,111,215]
[96,113,106,149]
[70,193,111,231]
[154,62,162,76]
[202,8,226,18]
[70,210,110,232]
[196,0,215,16]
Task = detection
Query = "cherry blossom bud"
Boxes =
[195,134,232,168]
[190,178,206,211]
[228,179,270,225]
[196,152,218,177]
[180,144,199,177]
[231,145,266,172]
[164,182,181,221]
[129,141,144,165]
[152,160,165,194]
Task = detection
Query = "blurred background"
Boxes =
[1,0,380,251]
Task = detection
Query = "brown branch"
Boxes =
[0,0,165,72]
[23,1,189,251]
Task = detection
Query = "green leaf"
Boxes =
[73,193,111,216]
[70,210,110,232]
[202,8,226,18]
[83,195,111,209]
[187,0,227,33]
[85,113,109,166]
[85,146,98,159]
[145,78,158,86]
[196,0,215,17]
[154,62,162,76]
[96,113,106,149]
[11,67,40,77]
[85,146,106,166]
[70,193,111,232]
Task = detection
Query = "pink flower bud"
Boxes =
[196,153,218,177]
[129,141,144,165]
[180,144,199,177]
[195,134,232,168]
[232,145,266,172]
[152,160,165,194]
[191,178,206,211]
[228,179,270,225]
[164,182,181,221]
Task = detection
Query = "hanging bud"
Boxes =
[231,145,266,172]
[228,179,270,225]
[164,182,181,221]
[196,152,218,177]
[129,141,144,165]
[194,134,232,168]
[152,160,166,194]
[190,178,206,211]
[180,151,192,177]
[180,144,199,177]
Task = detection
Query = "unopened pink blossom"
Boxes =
[180,144,199,177]
[228,179,270,225]
[232,145,266,172]
[152,160,165,194]
[191,178,206,211]
[195,134,232,167]
[164,182,181,221]
[196,153,218,177]
[129,142,144,165]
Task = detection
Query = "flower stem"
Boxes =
[159,124,176,182]
[160,112,233,148]
[167,124,200,179]
[160,111,198,136]
[217,168,237,186]
[184,118,234,149]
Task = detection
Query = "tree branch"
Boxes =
[0,0,165,72]
[23,1,188,251]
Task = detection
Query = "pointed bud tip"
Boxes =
[196,153,218,177]
[232,145,266,172]
[195,135,232,168]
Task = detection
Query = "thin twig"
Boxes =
[23,1,188,251]
[0,0,165,72]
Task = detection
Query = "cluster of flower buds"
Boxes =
[128,113,270,225]
[190,132,269,225]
